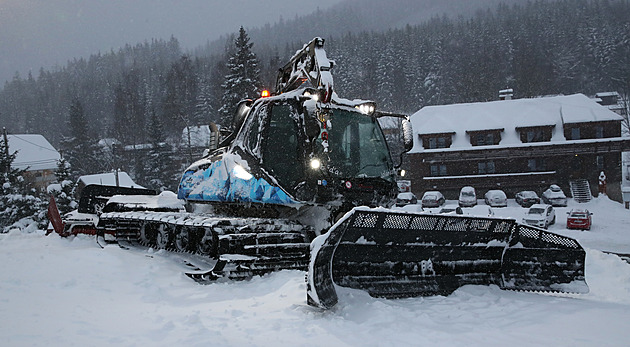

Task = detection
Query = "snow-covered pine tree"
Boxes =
[49,156,77,216]
[145,111,180,192]
[219,27,261,128]
[194,77,214,125]
[0,135,45,232]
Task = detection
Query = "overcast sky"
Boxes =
[0,0,344,84]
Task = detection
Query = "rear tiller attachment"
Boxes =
[307,208,588,309]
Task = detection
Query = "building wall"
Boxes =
[23,169,56,193]
[408,147,626,202]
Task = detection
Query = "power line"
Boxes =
[8,134,59,153]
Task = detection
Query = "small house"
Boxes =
[8,134,61,192]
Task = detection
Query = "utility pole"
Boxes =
[3,127,9,174]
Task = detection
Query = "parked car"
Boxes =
[522,204,556,229]
[458,186,477,207]
[484,189,507,207]
[421,191,445,208]
[542,184,568,207]
[515,190,541,207]
[439,203,463,215]
[396,192,418,207]
[566,209,592,230]
[465,205,494,217]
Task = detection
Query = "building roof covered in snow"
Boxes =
[409,93,624,153]
[7,134,60,171]
[77,171,144,189]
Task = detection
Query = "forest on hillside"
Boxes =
[0,0,629,179]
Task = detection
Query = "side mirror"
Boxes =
[232,99,253,131]
[401,118,414,153]
[375,111,413,169]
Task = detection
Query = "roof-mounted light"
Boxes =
[261,90,271,98]
[356,102,376,115]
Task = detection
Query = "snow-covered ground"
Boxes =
[1,197,630,346]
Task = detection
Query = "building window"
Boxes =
[518,126,553,143]
[570,127,581,140]
[475,133,495,146]
[527,129,543,142]
[478,161,496,174]
[425,135,450,149]
[430,164,447,176]
[437,137,446,148]
[469,130,502,146]
[527,158,546,171]
[595,125,604,139]
[596,155,604,170]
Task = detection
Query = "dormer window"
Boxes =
[595,125,604,138]
[467,129,503,146]
[564,121,620,140]
[570,127,581,140]
[517,125,554,143]
[421,132,454,149]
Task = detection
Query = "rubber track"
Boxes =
[100,211,313,281]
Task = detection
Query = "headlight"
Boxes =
[310,158,321,170]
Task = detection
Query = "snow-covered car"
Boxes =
[522,204,556,229]
[465,205,494,217]
[458,186,477,207]
[396,192,418,207]
[542,184,567,207]
[439,204,463,215]
[421,191,445,208]
[399,203,424,213]
[566,209,592,230]
[515,190,541,207]
[484,190,507,207]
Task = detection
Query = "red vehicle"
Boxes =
[566,209,592,230]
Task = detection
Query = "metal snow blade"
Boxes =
[186,248,310,283]
[307,208,588,309]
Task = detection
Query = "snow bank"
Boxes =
[1,197,630,346]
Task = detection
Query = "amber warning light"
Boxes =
[261,90,271,98]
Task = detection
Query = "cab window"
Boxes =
[263,103,303,189]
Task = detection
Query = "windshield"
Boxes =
[324,109,394,181]
[529,208,544,215]
[461,191,475,197]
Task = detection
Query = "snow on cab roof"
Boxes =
[7,134,60,171]
[409,94,623,153]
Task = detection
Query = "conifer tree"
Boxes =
[145,111,179,191]
[194,78,214,125]
[0,135,45,232]
[59,98,101,179]
[219,27,261,128]
[49,157,76,215]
